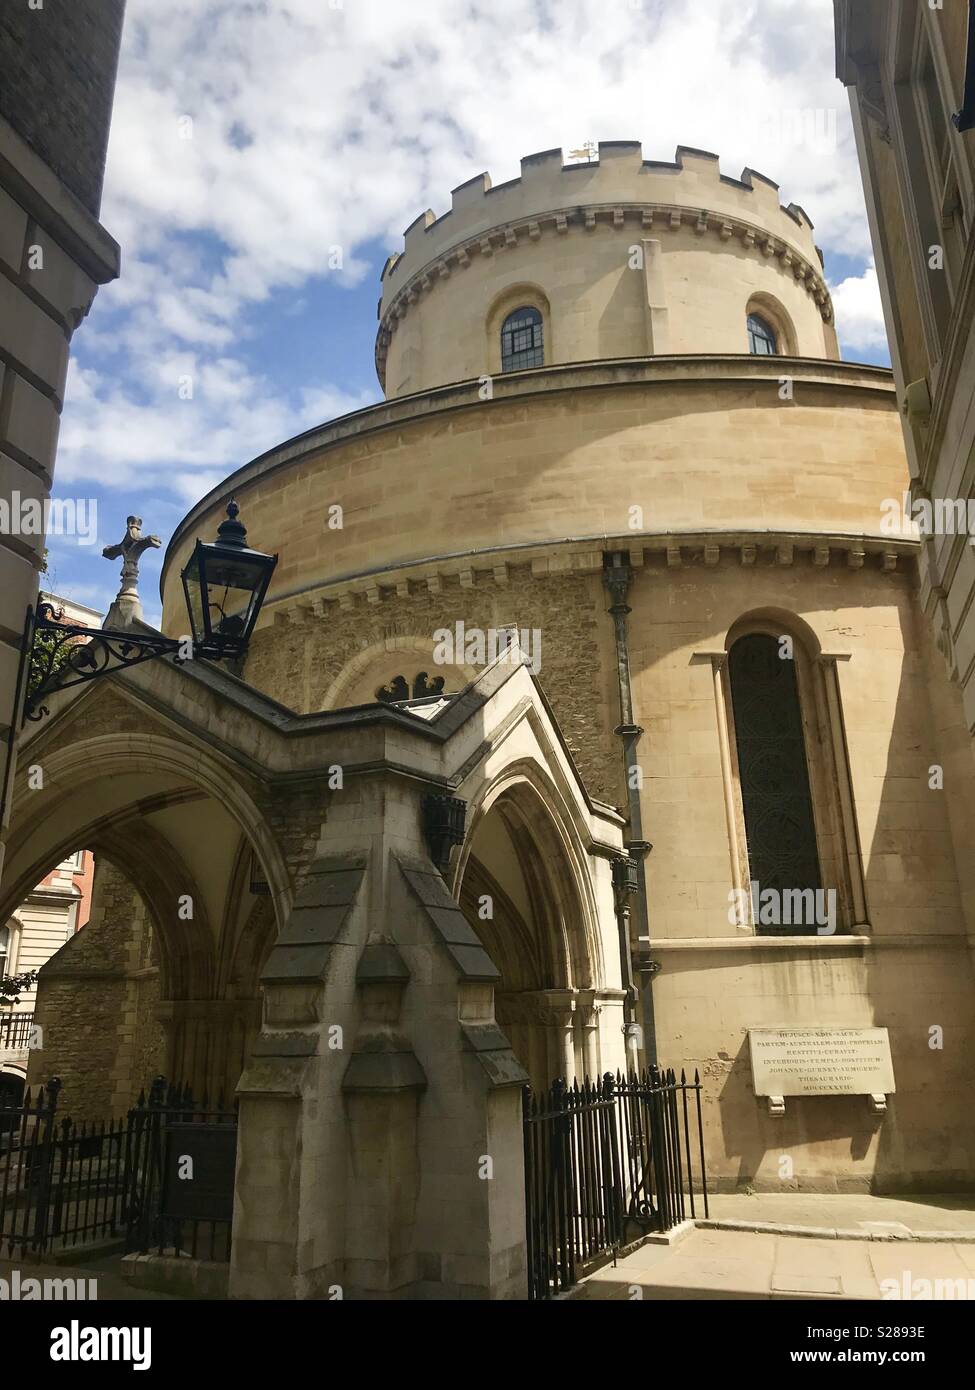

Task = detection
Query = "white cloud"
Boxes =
[67,0,879,503]
[58,358,375,493]
[830,264,890,356]
[100,0,875,306]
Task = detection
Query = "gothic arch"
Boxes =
[2,732,291,932]
[714,606,864,933]
[453,760,605,991]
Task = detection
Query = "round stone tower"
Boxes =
[159,144,975,1192]
[377,142,839,397]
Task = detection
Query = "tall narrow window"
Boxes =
[747,313,777,355]
[501,306,544,372]
[728,634,822,935]
[0,925,9,978]
[914,28,966,297]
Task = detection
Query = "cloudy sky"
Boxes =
[48,0,889,620]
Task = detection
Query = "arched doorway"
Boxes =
[456,774,609,1092]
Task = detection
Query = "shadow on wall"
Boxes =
[638,566,975,1192]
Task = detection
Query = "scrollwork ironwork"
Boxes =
[24,607,183,724]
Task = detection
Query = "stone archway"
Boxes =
[455,770,609,1091]
[1,694,290,1116]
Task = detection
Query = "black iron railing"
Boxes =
[0,1078,62,1258]
[0,1011,35,1050]
[0,1077,238,1263]
[523,1067,708,1300]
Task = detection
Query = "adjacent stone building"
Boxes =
[0,0,124,884]
[834,0,975,743]
[0,846,94,1103]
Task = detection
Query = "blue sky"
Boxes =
[44,0,892,623]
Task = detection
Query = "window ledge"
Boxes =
[646,934,872,952]
[644,932,973,953]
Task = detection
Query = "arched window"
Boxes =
[501,306,544,372]
[747,312,777,355]
[377,672,446,704]
[728,633,822,934]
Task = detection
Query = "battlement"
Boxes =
[380,142,823,307]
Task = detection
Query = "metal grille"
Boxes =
[523,1068,708,1300]
[0,1076,237,1263]
[125,1078,238,1263]
[0,1011,35,1050]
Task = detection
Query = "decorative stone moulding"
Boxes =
[265,533,917,629]
[374,202,835,386]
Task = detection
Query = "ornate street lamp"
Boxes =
[180,501,277,657]
[19,500,277,724]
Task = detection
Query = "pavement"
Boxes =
[5,1194,975,1301]
[572,1193,975,1300]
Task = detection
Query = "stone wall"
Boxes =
[0,0,126,216]
[379,143,836,395]
[28,857,163,1120]
[0,4,121,888]
[160,363,907,625]
[245,565,623,807]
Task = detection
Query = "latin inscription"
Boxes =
[748,1027,895,1098]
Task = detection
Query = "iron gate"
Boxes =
[523,1067,708,1299]
[0,1077,237,1263]
[125,1078,238,1262]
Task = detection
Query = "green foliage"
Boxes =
[27,620,72,701]
[0,969,37,1005]
[28,549,72,701]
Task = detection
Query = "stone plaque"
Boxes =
[748,1027,895,1098]
[161,1123,238,1223]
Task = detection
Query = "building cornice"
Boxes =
[262,529,918,628]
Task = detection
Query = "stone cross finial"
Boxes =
[102,516,161,627]
[103,516,161,598]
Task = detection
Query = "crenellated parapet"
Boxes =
[375,143,837,397]
[382,143,823,289]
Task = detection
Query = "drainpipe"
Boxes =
[604,553,658,1068]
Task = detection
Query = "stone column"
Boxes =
[576,991,601,1082]
[534,989,577,1086]
[230,771,529,1299]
